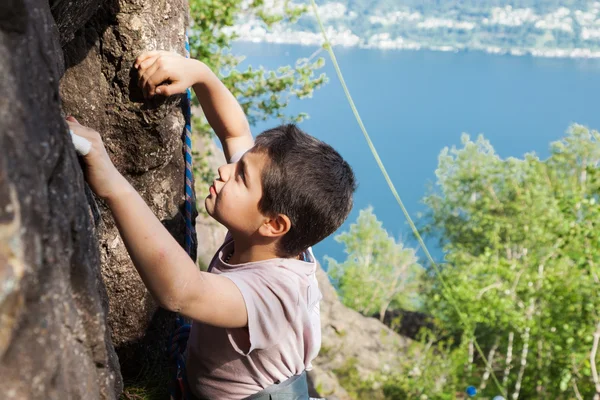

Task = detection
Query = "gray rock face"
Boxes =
[0,0,121,398]
[50,0,104,46]
[58,0,194,378]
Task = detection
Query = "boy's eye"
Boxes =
[237,165,245,181]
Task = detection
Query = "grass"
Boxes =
[119,359,171,400]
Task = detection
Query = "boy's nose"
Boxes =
[217,163,232,181]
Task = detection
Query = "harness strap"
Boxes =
[243,372,309,400]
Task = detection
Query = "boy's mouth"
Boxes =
[209,184,217,196]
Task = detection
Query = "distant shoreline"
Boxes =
[232,35,600,60]
[229,1,600,60]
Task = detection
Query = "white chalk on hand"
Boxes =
[70,130,92,156]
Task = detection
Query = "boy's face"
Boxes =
[205,150,268,235]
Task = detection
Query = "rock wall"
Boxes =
[0,0,121,398]
[59,0,194,377]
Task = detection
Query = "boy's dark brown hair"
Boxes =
[252,124,357,257]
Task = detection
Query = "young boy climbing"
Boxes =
[67,50,356,400]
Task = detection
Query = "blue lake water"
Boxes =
[230,42,600,266]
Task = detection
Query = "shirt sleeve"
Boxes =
[229,147,250,164]
[222,268,301,355]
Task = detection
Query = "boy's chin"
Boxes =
[204,200,224,224]
[204,198,216,217]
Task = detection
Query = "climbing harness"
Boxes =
[245,372,310,400]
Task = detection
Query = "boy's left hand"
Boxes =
[66,116,129,201]
[135,50,201,99]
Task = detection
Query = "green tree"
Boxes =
[421,125,600,399]
[327,206,422,322]
[379,336,464,400]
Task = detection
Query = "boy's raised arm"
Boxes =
[135,51,254,160]
[191,64,254,160]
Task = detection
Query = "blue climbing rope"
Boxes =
[183,35,194,256]
[168,33,194,400]
[169,319,191,399]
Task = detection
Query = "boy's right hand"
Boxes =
[67,116,130,201]
[135,51,202,99]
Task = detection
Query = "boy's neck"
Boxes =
[227,234,282,264]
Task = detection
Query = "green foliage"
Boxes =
[332,358,385,400]
[327,207,422,321]
[421,124,600,398]
[378,338,464,400]
[188,0,326,126]
[330,125,600,399]
[329,332,468,400]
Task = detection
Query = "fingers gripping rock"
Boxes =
[70,129,92,156]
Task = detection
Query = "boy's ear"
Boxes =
[259,214,291,238]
